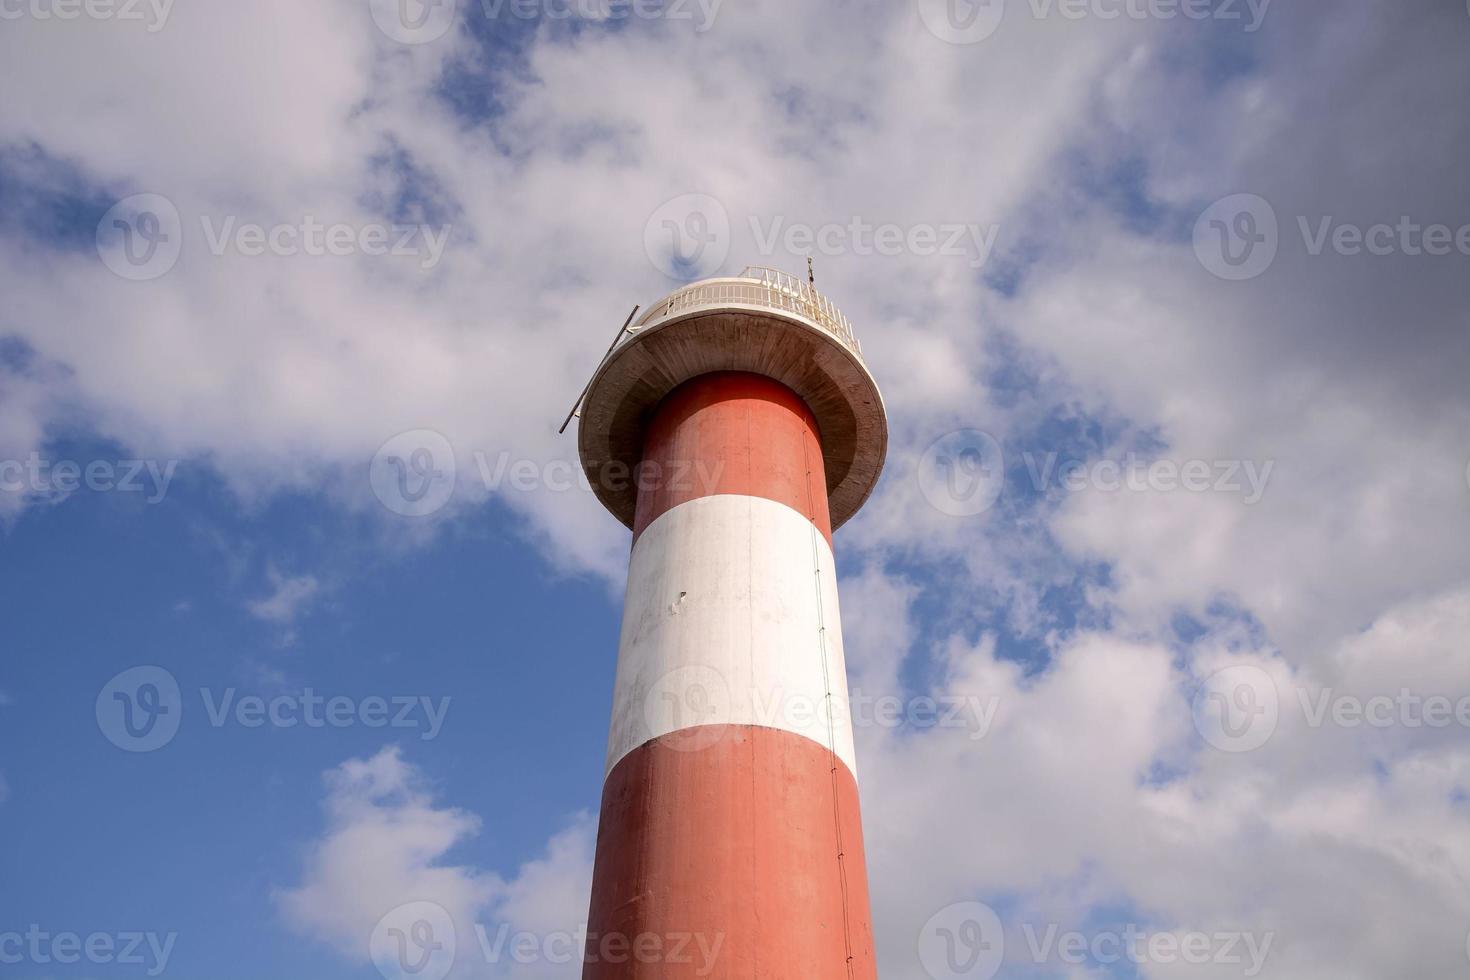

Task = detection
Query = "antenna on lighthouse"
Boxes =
[558,305,640,435]
[807,255,815,286]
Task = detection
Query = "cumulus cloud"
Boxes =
[991,4,1470,663]
[277,746,594,979]
[0,0,1151,576]
[851,592,1470,977]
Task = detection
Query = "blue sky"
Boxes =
[3,1,1470,978]
[0,433,617,978]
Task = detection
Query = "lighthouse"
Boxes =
[576,266,887,978]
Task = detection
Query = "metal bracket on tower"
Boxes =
[557,304,640,435]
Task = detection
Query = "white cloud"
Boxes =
[0,0,1151,577]
[984,6,1470,663]
[848,590,1470,978]
[276,746,495,961]
[246,570,322,626]
[277,746,594,979]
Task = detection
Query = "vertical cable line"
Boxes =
[746,401,761,980]
[801,436,856,978]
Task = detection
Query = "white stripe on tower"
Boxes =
[606,492,858,780]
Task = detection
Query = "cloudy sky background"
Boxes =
[2,0,1470,976]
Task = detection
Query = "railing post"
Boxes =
[634,271,864,367]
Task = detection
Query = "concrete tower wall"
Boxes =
[584,371,876,979]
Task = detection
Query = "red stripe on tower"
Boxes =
[631,372,833,546]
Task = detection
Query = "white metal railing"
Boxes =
[631,266,864,361]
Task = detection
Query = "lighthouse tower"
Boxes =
[576,267,887,978]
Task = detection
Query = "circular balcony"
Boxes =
[578,267,887,531]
